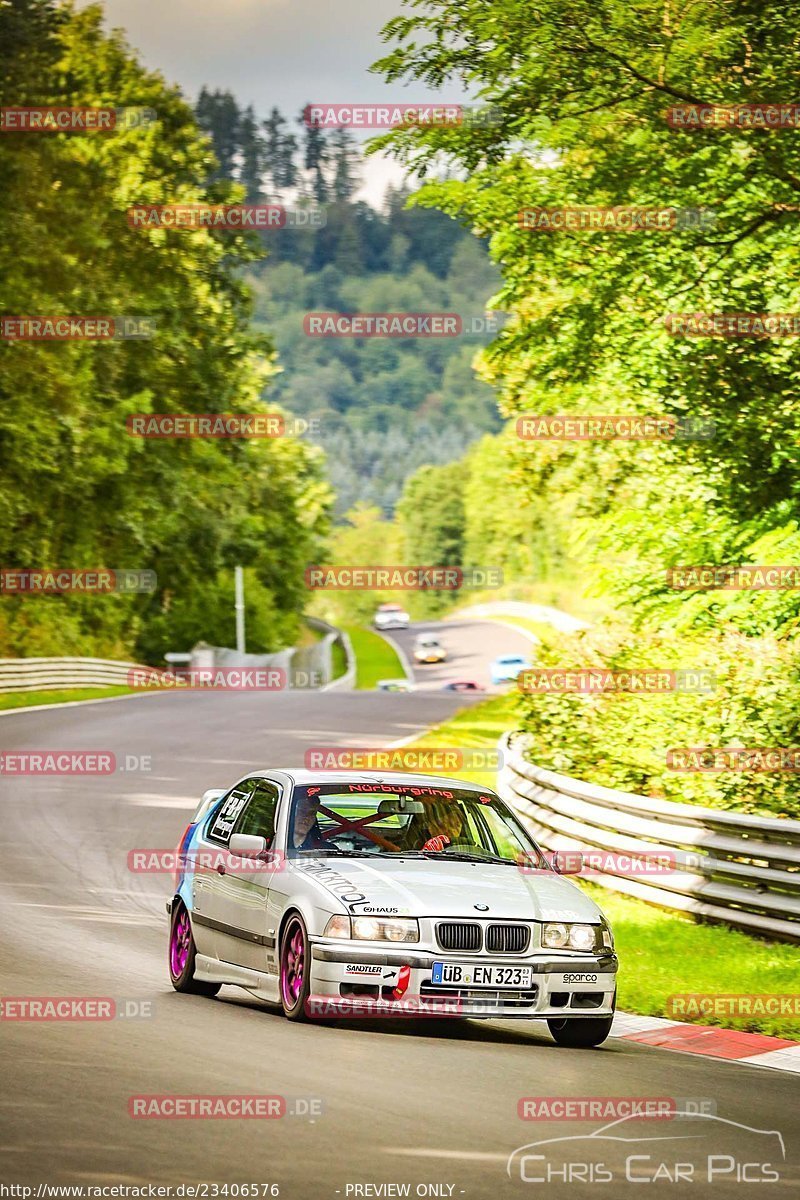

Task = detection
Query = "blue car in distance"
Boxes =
[490,654,533,684]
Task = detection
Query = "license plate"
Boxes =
[431,962,533,989]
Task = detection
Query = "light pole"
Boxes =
[234,565,245,655]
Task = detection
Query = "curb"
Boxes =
[612,1011,800,1073]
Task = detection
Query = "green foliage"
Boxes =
[372,0,800,523]
[518,622,800,818]
[370,0,800,818]
[588,885,800,1038]
[247,241,502,515]
[309,505,401,625]
[396,462,465,616]
[342,624,407,690]
[0,1,330,662]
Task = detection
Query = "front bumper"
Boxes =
[309,942,617,1019]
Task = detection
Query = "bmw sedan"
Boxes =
[167,770,617,1045]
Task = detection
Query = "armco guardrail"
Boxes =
[303,617,355,691]
[499,731,800,943]
[0,656,147,693]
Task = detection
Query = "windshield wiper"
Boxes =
[400,850,516,865]
[299,847,381,858]
[442,851,518,865]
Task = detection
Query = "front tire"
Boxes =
[280,914,312,1021]
[169,901,220,996]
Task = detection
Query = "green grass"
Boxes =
[397,691,800,1039]
[330,636,349,681]
[0,685,139,712]
[588,886,800,1039]
[342,624,408,690]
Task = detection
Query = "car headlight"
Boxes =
[352,916,419,943]
[542,922,601,951]
[323,915,351,939]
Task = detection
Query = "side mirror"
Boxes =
[229,833,270,858]
[552,850,584,875]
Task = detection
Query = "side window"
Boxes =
[207,779,257,845]
[234,780,281,843]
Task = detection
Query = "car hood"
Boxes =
[294,856,603,923]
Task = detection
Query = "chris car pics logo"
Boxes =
[507,1113,784,1185]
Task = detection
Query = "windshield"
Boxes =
[287,781,549,866]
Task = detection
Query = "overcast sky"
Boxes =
[82,0,466,204]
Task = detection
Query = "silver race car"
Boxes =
[167,770,617,1045]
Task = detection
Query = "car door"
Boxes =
[195,778,282,970]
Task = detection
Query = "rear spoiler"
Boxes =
[192,787,225,823]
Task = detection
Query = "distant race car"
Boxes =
[167,768,617,1042]
[375,678,414,692]
[490,654,532,684]
[373,603,410,631]
[413,634,447,664]
[441,680,485,692]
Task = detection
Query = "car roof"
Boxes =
[245,768,493,791]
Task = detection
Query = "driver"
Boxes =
[420,803,465,853]
[292,792,328,850]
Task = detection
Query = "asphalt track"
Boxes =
[386,618,535,691]
[0,621,797,1197]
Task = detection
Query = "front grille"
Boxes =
[437,921,482,952]
[421,982,538,1010]
[486,923,530,954]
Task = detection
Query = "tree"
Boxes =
[300,110,329,202]
[0,1,330,660]
[195,86,241,182]
[330,128,360,201]
[262,107,298,196]
[238,104,264,200]
[372,0,800,524]
[396,463,465,614]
